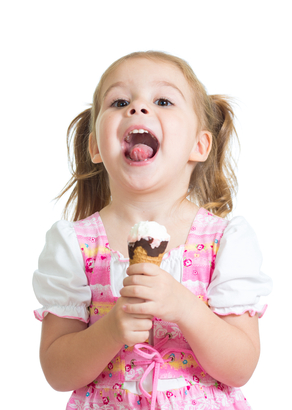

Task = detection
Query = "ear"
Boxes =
[89,132,103,164]
[189,130,212,163]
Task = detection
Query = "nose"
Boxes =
[127,100,149,116]
[129,107,148,115]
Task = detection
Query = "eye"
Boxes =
[111,99,129,108]
[154,98,173,107]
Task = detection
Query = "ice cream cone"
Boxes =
[127,221,170,266]
[129,244,166,266]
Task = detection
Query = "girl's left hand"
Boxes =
[120,263,192,323]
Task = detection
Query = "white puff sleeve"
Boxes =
[208,217,273,318]
[33,220,91,323]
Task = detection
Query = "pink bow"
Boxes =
[134,336,203,410]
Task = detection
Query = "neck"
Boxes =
[101,156,198,225]
[99,180,199,255]
[109,197,185,225]
[104,180,192,226]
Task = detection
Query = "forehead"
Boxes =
[101,57,191,99]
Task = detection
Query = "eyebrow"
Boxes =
[102,80,186,100]
[102,82,126,100]
[151,81,186,100]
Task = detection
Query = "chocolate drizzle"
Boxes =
[128,238,168,259]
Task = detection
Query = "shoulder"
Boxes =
[44,212,104,243]
[38,220,83,269]
[193,209,258,245]
[222,215,261,257]
[73,212,106,237]
[225,215,256,235]
[209,215,264,276]
[193,208,228,235]
[44,220,76,247]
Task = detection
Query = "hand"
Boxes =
[107,295,153,347]
[120,263,190,323]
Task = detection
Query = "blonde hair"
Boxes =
[57,51,239,220]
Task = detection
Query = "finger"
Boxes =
[132,318,153,331]
[120,285,152,300]
[119,296,153,318]
[122,296,146,305]
[129,331,150,345]
[132,314,154,320]
[123,274,152,287]
[123,301,155,316]
[126,263,160,277]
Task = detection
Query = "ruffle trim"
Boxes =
[34,304,90,323]
[210,303,268,318]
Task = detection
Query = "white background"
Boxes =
[1,1,291,409]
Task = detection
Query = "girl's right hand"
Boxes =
[107,296,153,347]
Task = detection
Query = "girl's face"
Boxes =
[91,58,209,194]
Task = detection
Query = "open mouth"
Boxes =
[123,129,159,162]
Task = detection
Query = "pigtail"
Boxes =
[190,95,239,218]
[56,108,110,221]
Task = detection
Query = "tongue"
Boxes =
[129,144,154,161]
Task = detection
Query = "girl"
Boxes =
[33,51,272,409]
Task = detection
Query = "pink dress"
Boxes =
[61,208,254,409]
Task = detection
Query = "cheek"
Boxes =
[96,114,115,145]
[96,113,112,135]
[96,114,123,165]
[183,114,198,146]
[165,115,195,145]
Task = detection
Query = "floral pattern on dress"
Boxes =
[90,284,114,302]
[69,208,251,410]
[67,383,251,409]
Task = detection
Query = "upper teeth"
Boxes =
[125,129,149,141]
[131,129,149,134]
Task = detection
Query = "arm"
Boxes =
[121,263,260,387]
[35,221,153,392]
[176,290,260,387]
[40,296,153,392]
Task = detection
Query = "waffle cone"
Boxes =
[129,246,165,266]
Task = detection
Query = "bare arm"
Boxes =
[122,263,260,387]
[40,296,153,392]
[176,293,260,387]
